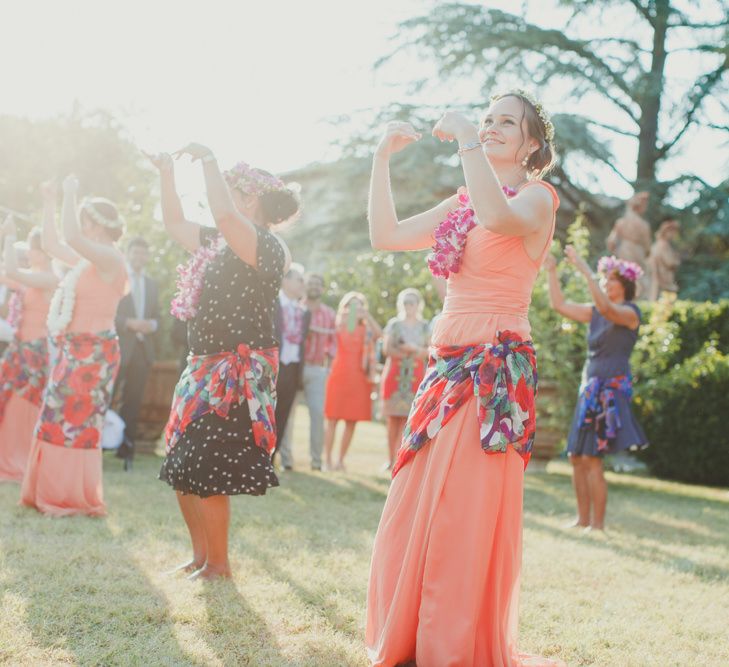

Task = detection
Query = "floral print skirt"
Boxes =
[34,331,120,449]
[20,331,120,516]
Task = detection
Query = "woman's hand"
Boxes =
[375,122,421,158]
[432,111,476,143]
[143,150,174,172]
[63,174,79,195]
[40,179,57,204]
[564,245,592,277]
[173,143,213,162]
[543,253,558,272]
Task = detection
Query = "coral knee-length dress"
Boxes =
[366,182,564,667]
[325,323,373,422]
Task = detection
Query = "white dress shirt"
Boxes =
[278,291,305,365]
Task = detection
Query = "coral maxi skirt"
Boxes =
[366,312,563,667]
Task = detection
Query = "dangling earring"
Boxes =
[521,155,529,167]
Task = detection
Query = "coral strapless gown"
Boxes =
[366,182,565,666]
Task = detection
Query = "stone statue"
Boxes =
[648,218,681,301]
[607,191,652,297]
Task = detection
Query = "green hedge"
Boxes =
[634,343,729,486]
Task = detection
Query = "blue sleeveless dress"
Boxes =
[566,303,648,456]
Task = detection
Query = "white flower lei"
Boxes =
[47,259,90,336]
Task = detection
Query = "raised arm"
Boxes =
[143,151,202,253]
[172,143,264,268]
[2,217,59,291]
[543,253,592,323]
[60,175,124,279]
[565,245,639,330]
[433,112,553,237]
[368,122,460,252]
[39,179,80,267]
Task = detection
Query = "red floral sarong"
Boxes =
[164,343,279,455]
[34,331,120,449]
[0,337,49,421]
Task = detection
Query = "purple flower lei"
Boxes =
[597,255,644,283]
[427,186,518,279]
[224,161,287,197]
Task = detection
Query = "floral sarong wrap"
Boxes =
[0,337,50,421]
[35,331,120,449]
[576,374,632,453]
[164,343,279,455]
[393,330,538,477]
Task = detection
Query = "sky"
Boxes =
[2,0,726,207]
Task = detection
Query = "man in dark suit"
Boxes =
[273,264,309,469]
[114,237,160,469]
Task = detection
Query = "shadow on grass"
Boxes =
[524,470,729,583]
[1,501,197,665]
[197,579,285,667]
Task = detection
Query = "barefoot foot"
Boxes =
[188,564,232,581]
[164,559,206,575]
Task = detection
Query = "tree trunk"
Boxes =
[636,0,670,189]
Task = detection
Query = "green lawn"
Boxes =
[1,406,728,666]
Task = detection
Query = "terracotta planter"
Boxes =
[533,379,566,460]
[135,360,181,452]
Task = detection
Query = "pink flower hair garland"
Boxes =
[597,256,644,283]
[224,162,287,196]
[427,186,518,279]
[170,233,227,321]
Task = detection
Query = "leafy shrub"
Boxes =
[634,342,729,486]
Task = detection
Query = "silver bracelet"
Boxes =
[457,140,482,156]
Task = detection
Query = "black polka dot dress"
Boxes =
[159,225,285,497]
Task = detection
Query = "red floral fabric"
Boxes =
[34,331,120,449]
[164,343,279,455]
[0,337,49,421]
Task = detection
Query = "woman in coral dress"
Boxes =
[366,92,565,666]
[0,212,57,481]
[323,292,382,471]
[21,175,127,517]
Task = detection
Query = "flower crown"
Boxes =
[80,198,125,230]
[597,256,644,283]
[492,89,555,143]
[224,161,287,197]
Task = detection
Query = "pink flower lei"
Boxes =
[224,162,287,197]
[427,186,518,279]
[597,255,644,283]
[7,290,23,333]
[170,233,227,321]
